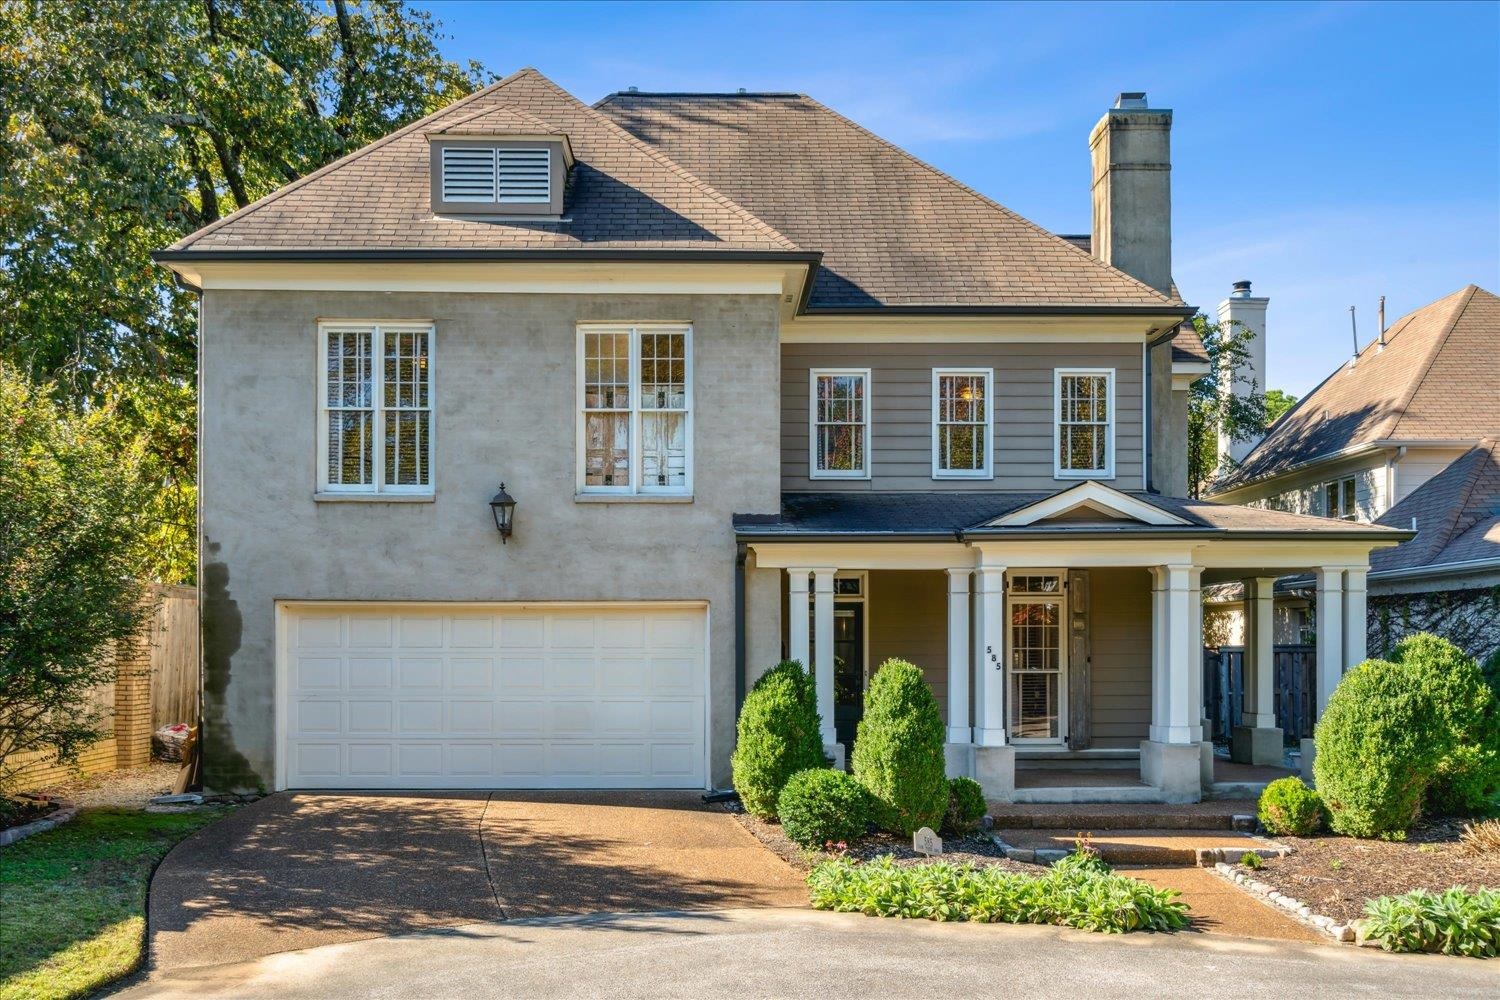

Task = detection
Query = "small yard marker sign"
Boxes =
[913,826,943,856]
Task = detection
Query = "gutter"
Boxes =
[1209,438,1484,500]
[735,526,1414,544]
[1369,556,1500,583]
[802,304,1197,319]
[151,247,825,266]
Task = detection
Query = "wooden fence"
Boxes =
[150,584,200,729]
[1203,644,1317,743]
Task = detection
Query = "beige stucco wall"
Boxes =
[199,289,782,790]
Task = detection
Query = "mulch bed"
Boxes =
[731,808,1040,875]
[1234,818,1500,924]
[2,795,61,832]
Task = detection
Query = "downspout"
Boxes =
[1143,340,1153,492]
[734,541,748,714]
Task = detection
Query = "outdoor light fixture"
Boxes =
[489,483,516,542]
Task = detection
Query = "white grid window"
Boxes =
[578,325,692,495]
[1054,369,1114,478]
[319,323,433,495]
[1325,477,1358,521]
[932,368,992,478]
[810,369,870,478]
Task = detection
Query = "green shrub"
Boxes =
[1314,658,1444,838]
[731,661,825,819]
[943,777,987,836]
[1361,887,1500,957]
[1257,777,1326,836]
[1391,633,1500,814]
[806,855,1189,933]
[851,659,948,836]
[1052,846,1110,877]
[1240,851,1263,870]
[776,768,870,849]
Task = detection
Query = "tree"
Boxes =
[0,0,489,581]
[1263,388,1298,427]
[1186,314,1269,498]
[0,366,155,791]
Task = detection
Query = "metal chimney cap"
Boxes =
[1114,92,1148,109]
[1231,280,1253,297]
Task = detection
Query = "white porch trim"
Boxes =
[984,480,1190,527]
[945,568,972,745]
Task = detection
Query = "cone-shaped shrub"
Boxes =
[1390,633,1500,814]
[731,660,825,819]
[1314,658,1443,838]
[852,659,947,836]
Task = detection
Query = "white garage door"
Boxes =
[279,604,707,790]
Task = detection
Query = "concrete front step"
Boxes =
[1009,785,1164,804]
[992,829,1281,867]
[987,801,1258,831]
[1207,780,1274,800]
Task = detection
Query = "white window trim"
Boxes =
[316,321,436,497]
[931,367,994,480]
[575,323,694,498]
[809,367,872,480]
[1053,367,1115,480]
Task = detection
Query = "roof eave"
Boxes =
[801,303,1196,320]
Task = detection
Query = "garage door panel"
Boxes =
[284,604,706,789]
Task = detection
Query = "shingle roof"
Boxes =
[1215,285,1500,491]
[1373,439,1500,573]
[595,92,1180,310]
[168,69,799,254]
[735,490,1408,539]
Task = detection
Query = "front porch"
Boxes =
[739,484,1402,804]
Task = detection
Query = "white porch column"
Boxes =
[1162,565,1196,744]
[1343,567,1368,670]
[1233,576,1283,767]
[1143,563,1203,803]
[1188,567,1205,742]
[945,569,972,745]
[975,567,1007,746]
[811,568,838,753]
[1315,567,1345,716]
[787,569,811,669]
[1149,567,1168,741]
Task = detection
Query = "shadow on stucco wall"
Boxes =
[201,541,265,791]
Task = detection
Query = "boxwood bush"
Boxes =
[943,777,987,836]
[731,661,825,819]
[1257,777,1326,836]
[807,852,1189,933]
[1390,633,1500,815]
[1314,658,1443,838]
[777,768,870,849]
[1361,887,1500,957]
[851,659,948,836]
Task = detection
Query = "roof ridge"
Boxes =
[1386,284,1479,439]
[529,75,799,251]
[788,93,1178,306]
[171,67,534,250]
[434,102,555,133]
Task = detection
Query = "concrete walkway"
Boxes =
[147,791,803,972]
[1125,866,1323,943]
[118,908,1495,1000]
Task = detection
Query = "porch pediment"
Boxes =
[980,481,1192,528]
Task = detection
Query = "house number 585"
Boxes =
[987,644,1000,669]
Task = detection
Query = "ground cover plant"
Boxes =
[0,807,227,1000]
[1361,887,1500,957]
[807,850,1189,933]
[731,661,825,819]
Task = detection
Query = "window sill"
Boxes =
[1053,471,1114,481]
[574,493,694,504]
[314,492,435,504]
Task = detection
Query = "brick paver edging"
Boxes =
[0,800,78,847]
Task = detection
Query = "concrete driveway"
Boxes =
[121,908,1498,1000]
[147,791,804,972]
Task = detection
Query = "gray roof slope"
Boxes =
[736,490,1409,539]
[1373,439,1500,573]
[1216,285,1500,491]
[168,69,798,254]
[596,92,1180,311]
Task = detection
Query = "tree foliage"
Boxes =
[0,0,489,581]
[1263,388,1298,427]
[0,366,155,790]
[1185,314,1270,498]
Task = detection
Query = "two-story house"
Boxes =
[155,69,1405,804]
[1206,284,1500,663]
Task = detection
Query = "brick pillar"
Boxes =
[113,593,157,768]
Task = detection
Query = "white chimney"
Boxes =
[1217,279,1269,466]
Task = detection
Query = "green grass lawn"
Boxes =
[0,807,228,1000]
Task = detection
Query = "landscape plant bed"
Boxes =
[732,808,1037,874]
[1,794,62,831]
[1233,818,1500,924]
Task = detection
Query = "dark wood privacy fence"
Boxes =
[1203,644,1317,743]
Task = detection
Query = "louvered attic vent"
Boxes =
[440,146,552,204]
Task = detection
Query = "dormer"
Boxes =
[427,106,573,217]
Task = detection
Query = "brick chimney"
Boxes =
[1089,92,1172,294]
[1217,279,1270,465]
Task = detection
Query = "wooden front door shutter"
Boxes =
[1067,570,1091,750]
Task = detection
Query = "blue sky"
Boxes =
[424,0,1499,396]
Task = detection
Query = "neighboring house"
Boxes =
[1206,286,1500,662]
[155,70,1404,804]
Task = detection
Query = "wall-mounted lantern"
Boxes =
[489,483,516,543]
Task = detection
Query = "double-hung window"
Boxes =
[810,369,871,479]
[578,324,692,496]
[1054,368,1114,478]
[932,368,993,478]
[1324,477,1358,521]
[318,322,434,495]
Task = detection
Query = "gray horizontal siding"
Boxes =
[782,342,1145,491]
[1088,567,1151,745]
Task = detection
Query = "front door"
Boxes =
[832,604,865,752]
[1006,574,1068,744]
